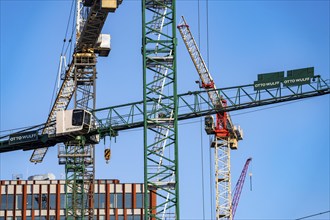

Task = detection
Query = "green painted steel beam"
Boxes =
[143,0,179,219]
[0,77,329,154]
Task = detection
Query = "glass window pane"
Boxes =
[72,110,84,126]
[49,194,56,210]
[99,193,105,208]
[33,195,39,209]
[94,193,99,209]
[0,195,6,210]
[27,195,33,209]
[41,194,47,209]
[110,194,115,208]
[60,194,66,209]
[125,193,132,208]
[117,194,123,209]
[118,216,124,220]
[7,194,14,210]
[136,193,143,209]
[16,195,22,209]
[133,215,141,220]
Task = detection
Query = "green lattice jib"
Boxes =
[142,0,179,219]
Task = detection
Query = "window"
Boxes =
[117,194,123,209]
[72,109,84,126]
[110,193,115,208]
[94,193,99,208]
[49,194,56,210]
[84,111,91,125]
[7,194,14,210]
[125,193,132,208]
[16,194,22,209]
[40,194,47,209]
[133,215,141,220]
[33,195,40,209]
[136,193,143,209]
[99,193,105,208]
[0,194,6,210]
[26,195,33,209]
[60,194,66,209]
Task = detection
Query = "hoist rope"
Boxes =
[296,210,330,220]
[197,0,206,219]
[48,0,76,114]
[203,0,215,219]
[61,0,75,56]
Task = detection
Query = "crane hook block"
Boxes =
[104,148,111,163]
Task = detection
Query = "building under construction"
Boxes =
[0,179,152,219]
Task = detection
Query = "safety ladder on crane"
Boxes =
[30,61,76,163]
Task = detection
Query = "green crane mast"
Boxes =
[142,0,179,219]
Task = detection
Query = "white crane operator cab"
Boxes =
[56,109,95,136]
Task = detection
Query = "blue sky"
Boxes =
[0,0,329,219]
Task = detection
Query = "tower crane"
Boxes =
[27,0,123,219]
[231,158,252,219]
[177,16,242,219]
[1,1,329,219]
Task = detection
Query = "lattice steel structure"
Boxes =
[178,16,237,219]
[214,138,232,219]
[142,0,179,219]
[59,1,97,219]
[60,52,97,219]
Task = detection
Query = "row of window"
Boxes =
[0,215,142,220]
[0,193,145,210]
[94,193,144,209]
